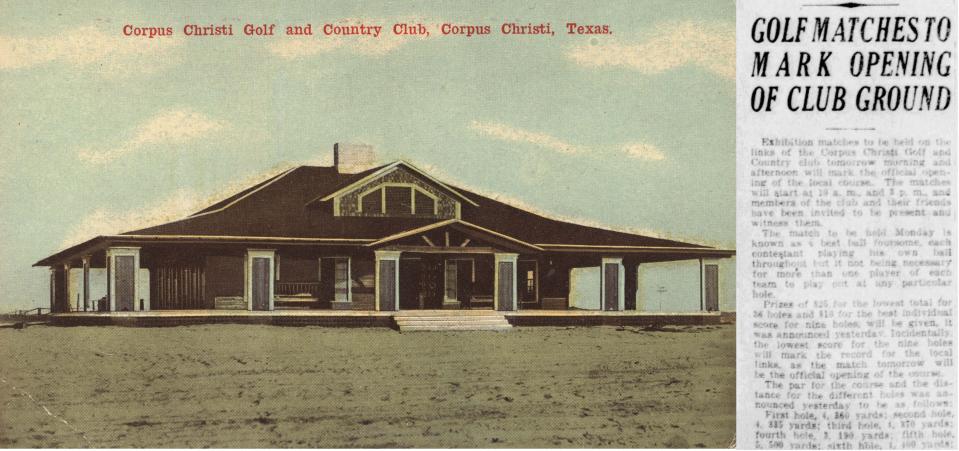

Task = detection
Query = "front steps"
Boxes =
[393,310,513,332]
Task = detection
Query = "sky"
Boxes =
[0,0,734,310]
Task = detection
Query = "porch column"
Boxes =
[623,258,638,310]
[494,253,518,311]
[245,249,276,311]
[50,266,68,313]
[375,250,401,311]
[62,263,72,312]
[700,258,720,312]
[699,258,705,311]
[106,247,141,312]
[600,257,625,311]
[49,268,54,312]
[81,256,91,311]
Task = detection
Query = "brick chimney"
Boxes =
[333,143,377,173]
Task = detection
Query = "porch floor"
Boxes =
[46,309,730,327]
[51,309,720,317]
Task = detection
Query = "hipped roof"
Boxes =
[35,162,732,266]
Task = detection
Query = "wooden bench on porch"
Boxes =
[470,295,493,309]
[275,281,322,309]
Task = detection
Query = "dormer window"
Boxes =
[414,190,434,215]
[361,189,381,213]
[358,184,437,217]
[385,186,412,215]
[322,162,474,219]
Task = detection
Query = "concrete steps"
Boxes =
[394,310,512,332]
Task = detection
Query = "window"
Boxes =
[414,190,435,215]
[357,184,439,217]
[385,186,412,215]
[445,260,457,300]
[361,188,381,214]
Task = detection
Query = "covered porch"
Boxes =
[45,308,730,328]
[40,225,734,315]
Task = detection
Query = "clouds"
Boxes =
[468,120,584,154]
[566,21,734,79]
[77,108,228,164]
[469,120,665,162]
[60,188,206,248]
[0,25,182,76]
[621,143,665,161]
[59,164,293,248]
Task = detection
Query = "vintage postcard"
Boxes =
[0,1,736,448]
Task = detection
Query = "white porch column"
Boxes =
[62,263,72,312]
[494,253,519,311]
[106,247,141,312]
[699,258,705,311]
[48,267,55,312]
[81,256,91,311]
[600,257,625,311]
[700,258,721,312]
[245,249,276,311]
[375,250,401,311]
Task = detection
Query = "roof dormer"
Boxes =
[318,161,477,219]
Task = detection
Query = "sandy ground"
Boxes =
[0,324,734,448]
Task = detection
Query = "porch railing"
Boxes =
[276,281,321,297]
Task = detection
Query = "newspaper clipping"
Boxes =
[737,0,957,449]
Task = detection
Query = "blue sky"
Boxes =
[0,0,734,309]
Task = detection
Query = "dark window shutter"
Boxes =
[361,189,381,213]
[385,186,412,215]
[414,190,435,215]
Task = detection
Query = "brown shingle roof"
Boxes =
[122,163,711,249]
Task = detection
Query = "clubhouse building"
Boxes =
[36,144,734,316]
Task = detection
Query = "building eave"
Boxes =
[33,234,377,267]
[536,243,736,256]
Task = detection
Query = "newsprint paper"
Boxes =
[737,0,958,449]
[0,0,955,449]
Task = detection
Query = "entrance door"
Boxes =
[319,258,334,307]
[251,257,271,311]
[444,259,474,308]
[704,264,719,311]
[398,256,447,309]
[115,255,135,311]
[399,258,422,309]
[517,260,537,307]
[455,260,473,308]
